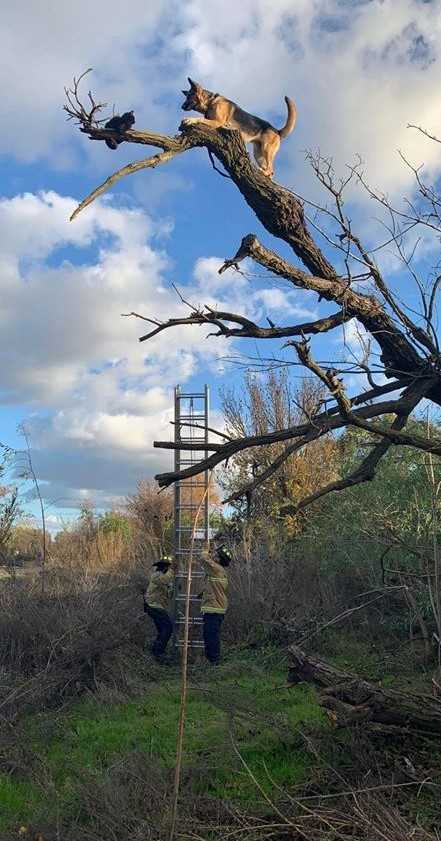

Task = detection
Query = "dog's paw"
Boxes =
[180,117,198,129]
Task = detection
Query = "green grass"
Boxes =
[0,776,39,833]
[0,653,327,832]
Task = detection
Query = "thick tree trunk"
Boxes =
[289,644,441,736]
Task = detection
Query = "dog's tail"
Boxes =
[278,97,297,139]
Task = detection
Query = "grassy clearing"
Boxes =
[0,651,327,834]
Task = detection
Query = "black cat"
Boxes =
[104,111,135,149]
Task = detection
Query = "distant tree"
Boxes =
[9,522,50,561]
[78,502,97,539]
[126,480,173,558]
[99,510,133,541]
[0,444,19,562]
[220,371,338,533]
[16,425,48,592]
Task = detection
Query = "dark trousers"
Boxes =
[203,613,224,663]
[146,606,173,659]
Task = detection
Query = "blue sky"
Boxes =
[1,0,440,528]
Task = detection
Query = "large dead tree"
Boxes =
[65,73,441,511]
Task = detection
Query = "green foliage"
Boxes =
[99,511,133,540]
[294,418,441,580]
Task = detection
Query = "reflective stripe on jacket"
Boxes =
[146,568,174,611]
[200,550,228,614]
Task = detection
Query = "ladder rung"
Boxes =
[175,613,203,619]
[178,455,208,459]
[175,549,206,555]
[175,596,202,601]
[177,392,206,398]
[176,482,207,487]
[176,527,208,533]
[175,618,203,625]
[179,456,210,467]
[175,547,206,551]
[175,562,205,567]
[175,561,205,565]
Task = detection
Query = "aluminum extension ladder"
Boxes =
[173,385,210,651]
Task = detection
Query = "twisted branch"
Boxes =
[130,305,352,343]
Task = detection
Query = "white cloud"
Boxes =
[254,288,317,319]
[192,255,317,323]
[0,191,231,504]
[339,318,370,356]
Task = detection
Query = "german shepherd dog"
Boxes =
[181,78,296,178]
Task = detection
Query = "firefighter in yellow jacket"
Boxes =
[143,556,174,661]
[200,543,232,664]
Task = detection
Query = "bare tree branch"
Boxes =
[131,305,352,342]
[169,420,233,442]
[70,148,183,221]
[63,69,107,126]
[408,123,441,144]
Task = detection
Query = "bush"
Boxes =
[0,562,151,719]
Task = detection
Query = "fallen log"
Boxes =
[288,644,441,735]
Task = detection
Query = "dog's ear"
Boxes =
[187,77,200,90]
